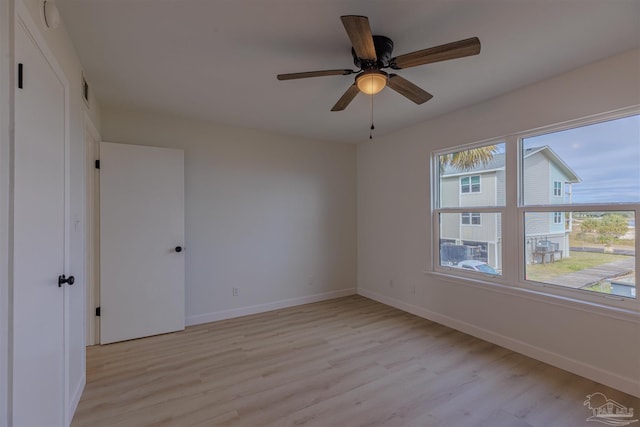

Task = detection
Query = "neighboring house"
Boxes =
[440,146,580,269]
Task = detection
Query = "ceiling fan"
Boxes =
[277,15,481,111]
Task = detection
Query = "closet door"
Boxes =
[13,18,68,427]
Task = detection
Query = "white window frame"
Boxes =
[432,107,639,314]
[553,211,562,224]
[433,140,506,279]
[553,181,562,197]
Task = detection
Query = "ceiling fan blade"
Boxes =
[277,69,354,80]
[331,84,360,111]
[387,74,433,104]
[340,15,377,61]
[391,37,481,69]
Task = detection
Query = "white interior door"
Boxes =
[100,142,185,344]
[13,19,67,426]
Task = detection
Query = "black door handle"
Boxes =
[58,275,75,287]
[175,246,183,253]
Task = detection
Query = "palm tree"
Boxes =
[440,145,499,172]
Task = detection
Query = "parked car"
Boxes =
[456,260,499,274]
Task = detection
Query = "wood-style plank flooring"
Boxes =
[72,296,639,427]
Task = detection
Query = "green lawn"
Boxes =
[526,251,629,282]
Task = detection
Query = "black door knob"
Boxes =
[58,275,75,287]
[175,246,183,253]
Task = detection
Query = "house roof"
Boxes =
[441,146,581,183]
[524,146,581,183]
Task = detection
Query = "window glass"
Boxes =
[438,142,505,208]
[439,212,502,275]
[461,212,481,225]
[522,115,640,205]
[553,212,562,224]
[460,176,481,194]
[461,177,470,193]
[524,211,635,298]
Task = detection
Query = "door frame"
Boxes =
[84,113,100,346]
[0,0,14,424]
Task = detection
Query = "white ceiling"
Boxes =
[56,0,640,143]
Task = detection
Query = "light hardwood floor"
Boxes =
[72,295,639,427]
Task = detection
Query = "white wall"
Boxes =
[1,1,102,424]
[101,109,357,324]
[357,48,640,397]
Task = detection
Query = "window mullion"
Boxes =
[504,135,520,285]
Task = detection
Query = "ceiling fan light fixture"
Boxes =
[356,71,387,95]
[277,15,480,112]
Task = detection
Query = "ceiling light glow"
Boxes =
[356,71,387,95]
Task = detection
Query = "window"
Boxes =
[461,176,480,194]
[521,114,638,300]
[435,142,504,275]
[461,212,481,225]
[433,112,639,306]
[525,211,635,298]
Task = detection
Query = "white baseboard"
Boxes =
[67,374,85,427]
[186,288,357,326]
[358,288,640,398]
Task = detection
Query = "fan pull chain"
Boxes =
[369,91,375,140]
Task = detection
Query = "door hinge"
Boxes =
[95,306,101,316]
[95,159,100,169]
[18,63,23,89]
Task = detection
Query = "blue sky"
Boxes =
[523,114,640,204]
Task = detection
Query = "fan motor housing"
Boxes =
[352,35,394,69]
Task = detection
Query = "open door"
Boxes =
[99,142,185,344]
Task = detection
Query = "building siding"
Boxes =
[523,152,549,205]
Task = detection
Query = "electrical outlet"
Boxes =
[232,287,239,296]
